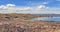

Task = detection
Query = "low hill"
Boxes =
[0,13,60,32]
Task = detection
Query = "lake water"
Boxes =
[31,17,60,21]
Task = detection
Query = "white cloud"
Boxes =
[6,4,15,7]
[37,5,48,9]
[41,2,48,4]
[0,4,60,14]
[0,4,16,13]
[0,4,15,9]
[0,5,8,9]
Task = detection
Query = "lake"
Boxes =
[31,17,60,21]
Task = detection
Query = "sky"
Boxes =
[0,0,60,14]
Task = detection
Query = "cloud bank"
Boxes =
[0,4,60,14]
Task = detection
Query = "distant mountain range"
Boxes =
[33,14,60,17]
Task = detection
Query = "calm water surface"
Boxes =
[31,17,60,21]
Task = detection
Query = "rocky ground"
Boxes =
[0,14,60,32]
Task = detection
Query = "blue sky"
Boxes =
[0,0,60,14]
[0,0,60,7]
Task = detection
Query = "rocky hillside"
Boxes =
[0,14,60,32]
